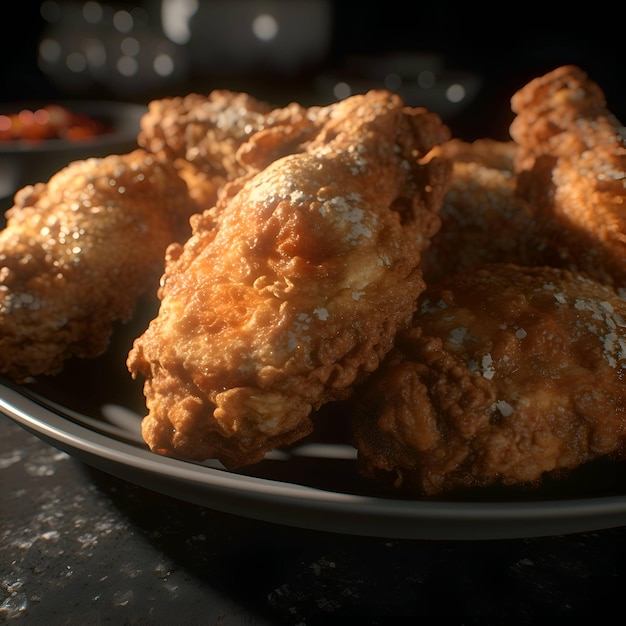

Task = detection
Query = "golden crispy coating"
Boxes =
[128,90,451,468]
[137,90,313,208]
[440,137,519,171]
[421,138,535,284]
[0,149,197,382]
[510,65,626,289]
[353,263,626,496]
[509,65,618,170]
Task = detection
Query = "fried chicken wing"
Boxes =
[421,138,536,284]
[353,263,626,496]
[137,90,314,208]
[127,90,451,468]
[510,65,626,289]
[0,149,197,382]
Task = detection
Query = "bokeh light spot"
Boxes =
[333,81,351,100]
[252,13,279,41]
[446,83,466,103]
[121,37,140,56]
[161,0,198,44]
[83,38,107,67]
[83,1,103,24]
[417,70,436,89]
[384,73,402,91]
[113,10,134,33]
[154,53,175,77]
[40,0,62,23]
[116,55,138,76]
[39,38,62,63]
[66,52,87,73]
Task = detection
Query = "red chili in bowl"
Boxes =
[0,105,110,142]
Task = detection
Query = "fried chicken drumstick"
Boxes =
[353,263,626,496]
[0,149,197,382]
[127,90,451,468]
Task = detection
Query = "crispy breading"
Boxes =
[421,138,535,284]
[127,90,451,468]
[509,65,617,170]
[137,90,314,208]
[0,149,197,382]
[352,263,626,496]
[510,65,626,289]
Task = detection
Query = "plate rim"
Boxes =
[3,380,626,541]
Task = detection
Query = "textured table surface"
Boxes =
[2,413,624,624]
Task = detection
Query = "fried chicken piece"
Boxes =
[509,64,619,170]
[137,90,314,208]
[127,90,451,468]
[0,149,197,382]
[510,65,626,289]
[353,263,626,496]
[441,137,519,171]
[421,138,536,284]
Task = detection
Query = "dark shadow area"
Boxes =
[5,408,622,623]
[79,460,624,622]
[2,4,624,133]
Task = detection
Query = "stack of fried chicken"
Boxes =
[1,65,625,496]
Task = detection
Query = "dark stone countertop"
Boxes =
[2,413,625,624]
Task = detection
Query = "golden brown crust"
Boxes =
[138,90,272,178]
[354,66,626,496]
[421,138,535,284]
[0,149,197,382]
[510,65,615,170]
[353,263,626,496]
[137,90,315,209]
[427,65,626,294]
[127,90,451,468]
[510,65,626,289]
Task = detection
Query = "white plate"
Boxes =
[2,309,626,541]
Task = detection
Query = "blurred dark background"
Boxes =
[1,1,624,141]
